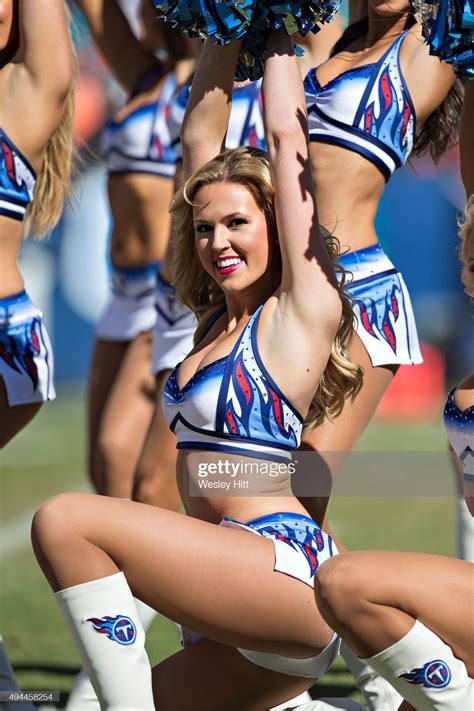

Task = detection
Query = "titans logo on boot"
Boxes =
[399,659,452,689]
[87,615,137,645]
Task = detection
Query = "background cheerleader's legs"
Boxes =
[87,333,156,498]
[0,379,41,450]
[133,368,180,511]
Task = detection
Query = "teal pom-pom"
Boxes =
[153,1,255,42]
[153,1,342,80]
[411,0,474,79]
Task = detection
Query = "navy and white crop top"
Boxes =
[101,72,177,177]
[162,305,303,461]
[444,389,474,482]
[168,79,265,160]
[304,32,416,182]
[0,129,36,222]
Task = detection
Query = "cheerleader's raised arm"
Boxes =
[259,30,343,417]
[181,40,241,177]
[3,0,74,158]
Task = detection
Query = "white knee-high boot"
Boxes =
[56,572,155,711]
[361,620,474,710]
[341,641,403,710]
[66,597,158,710]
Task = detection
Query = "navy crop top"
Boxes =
[162,306,304,462]
[304,32,416,182]
[0,129,36,222]
[101,72,177,177]
[444,388,474,482]
[167,78,265,160]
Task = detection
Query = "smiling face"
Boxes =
[193,181,278,300]
[0,0,17,56]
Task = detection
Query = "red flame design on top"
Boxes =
[365,106,373,132]
[235,360,252,404]
[400,101,411,142]
[88,616,115,633]
[226,408,237,434]
[380,71,392,110]
[3,141,17,184]
[269,388,283,428]
[153,137,164,159]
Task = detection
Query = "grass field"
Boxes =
[0,387,456,708]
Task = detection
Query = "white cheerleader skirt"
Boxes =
[340,244,423,367]
[181,512,341,679]
[0,290,55,406]
[152,273,197,375]
[95,262,158,341]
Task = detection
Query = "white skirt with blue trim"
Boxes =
[340,244,423,367]
[0,291,55,406]
[95,263,158,341]
[152,274,197,374]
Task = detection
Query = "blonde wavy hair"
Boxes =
[459,195,474,298]
[24,12,76,239]
[171,147,363,429]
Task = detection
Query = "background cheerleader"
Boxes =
[65,3,198,706]
[0,0,74,447]
[459,81,473,298]
[74,0,195,500]
[445,76,474,537]
[0,0,74,705]
[302,0,461,528]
